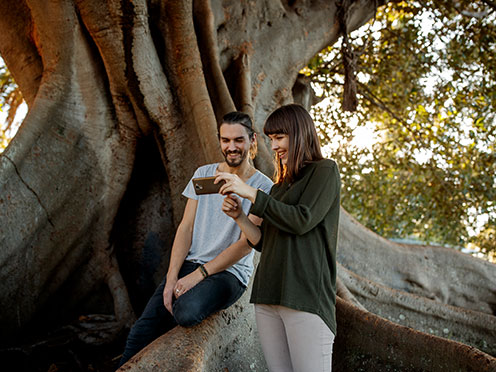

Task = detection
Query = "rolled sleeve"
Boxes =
[249,189,270,217]
[245,224,263,252]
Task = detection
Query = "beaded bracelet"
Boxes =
[199,264,209,278]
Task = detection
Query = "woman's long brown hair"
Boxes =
[263,104,323,184]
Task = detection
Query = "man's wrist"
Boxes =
[166,272,178,282]
[198,264,209,279]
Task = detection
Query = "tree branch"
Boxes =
[481,0,496,11]
[452,0,496,17]
[358,81,409,128]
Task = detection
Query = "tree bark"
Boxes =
[0,0,494,370]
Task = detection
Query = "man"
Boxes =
[119,112,273,366]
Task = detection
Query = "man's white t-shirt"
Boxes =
[182,163,273,286]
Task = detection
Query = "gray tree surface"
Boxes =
[0,1,494,370]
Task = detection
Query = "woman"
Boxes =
[216,104,340,372]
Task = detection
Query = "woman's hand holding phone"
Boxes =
[192,176,225,195]
[215,172,258,203]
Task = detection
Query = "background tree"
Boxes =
[0,1,495,371]
[307,0,496,257]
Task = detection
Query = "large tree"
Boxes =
[0,0,495,370]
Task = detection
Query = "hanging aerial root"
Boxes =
[76,0,145,137]
[234,52,254,118]
[0,0,42,105]
[161,0,221,164]
[193,0,235,120]
[337,0,358,112]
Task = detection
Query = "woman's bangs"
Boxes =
[263,114,289,136]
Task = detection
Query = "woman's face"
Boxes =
[268,133,290,165]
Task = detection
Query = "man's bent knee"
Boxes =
[173,297,207,327]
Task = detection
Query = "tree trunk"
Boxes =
[0,0,494,369]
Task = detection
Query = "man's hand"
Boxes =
[163,278,177,314]
[173,269,204,299]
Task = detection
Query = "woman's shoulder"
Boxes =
[305,159,340,183]
[296,159,337,182]
[318,158,337,167]
[308,158,338,171]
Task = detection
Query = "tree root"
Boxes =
[336,277,367,311]
[75,314,123,345]
[105,252,136,330]
[334,297,496,371]
[117,290,268,372]
[338,263,496,356]
[338,209,496,314]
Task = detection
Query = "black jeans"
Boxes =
[119,260,245,366]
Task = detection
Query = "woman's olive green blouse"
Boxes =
[249,159,340,335]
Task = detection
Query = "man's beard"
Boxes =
[223,149,248,167]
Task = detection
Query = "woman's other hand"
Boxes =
[222,194,243,219]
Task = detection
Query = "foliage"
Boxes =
[0,57,23,152]
[306,1,496,255]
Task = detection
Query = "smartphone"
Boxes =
[192,176,226,195]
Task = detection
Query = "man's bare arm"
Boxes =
[163,198,197,312]
[173,214,262,296]
[203,214,262,276]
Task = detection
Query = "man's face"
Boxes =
[219,123,252,167]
